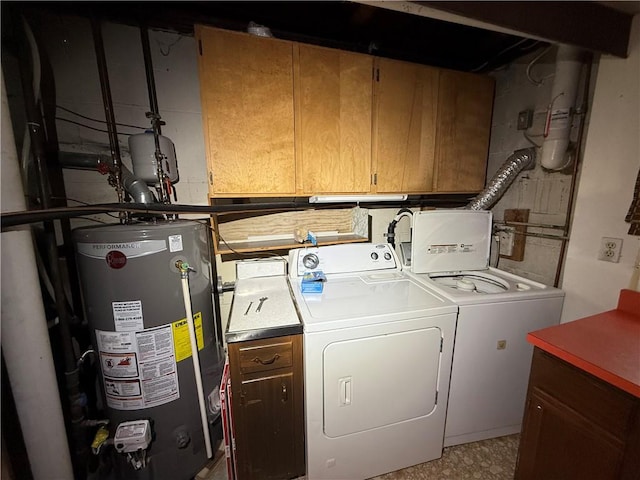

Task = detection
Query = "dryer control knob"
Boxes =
[384,252,392,260]
[302,253,319,269]
[371,252,379,260]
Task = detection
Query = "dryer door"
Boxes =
[323,327,442,438]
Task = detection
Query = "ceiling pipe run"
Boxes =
[466,148,536,210]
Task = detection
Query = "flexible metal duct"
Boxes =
[466,148,536,210]
[59,151,157,204]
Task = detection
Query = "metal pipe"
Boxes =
[1,68,74,480]
[59,151,156,204]
[140,25,169,202]
[554,56,592,287]
[140,26,161,135]
[513,231,570,241]
[91,18,125,209]
[16,18,86,473]
[497,221,566,230]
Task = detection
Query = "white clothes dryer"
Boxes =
[408,209,565,447]
[288,243,457,480]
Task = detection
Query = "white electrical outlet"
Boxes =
[598,237,623,263]
[499,227,515,256]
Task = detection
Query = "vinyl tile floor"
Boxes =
[201,434,520,480]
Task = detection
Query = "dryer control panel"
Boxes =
[289,243,399,277]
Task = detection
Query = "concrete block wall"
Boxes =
[487,48,588,286]
[37,16,208,227]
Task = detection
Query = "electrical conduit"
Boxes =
[176,260,213,459]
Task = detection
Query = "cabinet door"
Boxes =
[516,390,626,480]
[228,335,305,480]
[296,45,373,194]
[235,372,299,480]
[196,26,296,195]
[372,58,439,193]
[434,70,494,192]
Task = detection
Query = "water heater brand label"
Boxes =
[106,251,127,269]
[76,240,167,259]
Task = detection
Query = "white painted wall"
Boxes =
[560,14,640,322]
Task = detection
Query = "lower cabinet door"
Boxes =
[516,389,625,480]
[235,372,298,480]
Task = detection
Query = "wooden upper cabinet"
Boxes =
[295,45,373,194]
[372,58,439,193]
[195,26,296,196]
[434,70,495,193]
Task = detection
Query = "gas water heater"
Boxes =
[74,220,224,480]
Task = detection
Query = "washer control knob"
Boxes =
[384,252,392,260]
[302,253,319,269]
[371,252,379,260]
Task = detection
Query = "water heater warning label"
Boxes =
[112,301,144,332]
[172,312,204,362]
[96,326,180,411]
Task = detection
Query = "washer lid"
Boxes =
[411,210,492,274]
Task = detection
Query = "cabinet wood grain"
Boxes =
[516,348,640,480]
[295,44,373,194]
[434,70,494,193]
[373,58,439,193]
[196,26,296,195]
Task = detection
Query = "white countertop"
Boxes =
[227,276,301,337]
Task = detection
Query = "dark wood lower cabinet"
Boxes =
[228,335,305,480]
[516,348,640,480]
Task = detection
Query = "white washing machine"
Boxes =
[408,209,565,447]
[288,243,457,480]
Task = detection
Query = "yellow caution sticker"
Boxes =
[172,312,204,362]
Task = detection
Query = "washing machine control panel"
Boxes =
[289,243,399,277]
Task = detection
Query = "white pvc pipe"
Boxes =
[179,273,213,459]
[540,45,584,170]
[1,70,74,479]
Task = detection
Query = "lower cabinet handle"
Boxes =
[281,384,288,402]
[252,353,280,365]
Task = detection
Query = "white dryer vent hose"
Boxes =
[466,148,536,211]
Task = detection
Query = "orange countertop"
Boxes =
[527,289,640,398]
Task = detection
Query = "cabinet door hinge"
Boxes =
[209,171,213,186]
[198,39,203,56]
[375,68,380,82]
[371,173,377,186]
